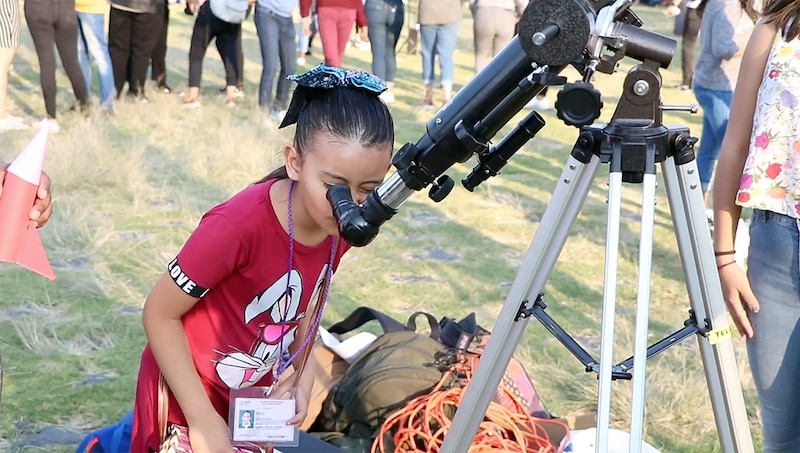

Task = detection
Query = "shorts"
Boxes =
[0,0,21,48]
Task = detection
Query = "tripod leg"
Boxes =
[628,143,659,453]
[661,155,755,453]
[596,143,624,449]
[439,154,602,453]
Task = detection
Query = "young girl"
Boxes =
[131,64,394,452]
[713,1,800,450]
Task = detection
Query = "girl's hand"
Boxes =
[188,412,234,453]
[719,262,760,339]
[286,387,309,426]
[0,164,53,228]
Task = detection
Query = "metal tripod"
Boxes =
[439,62,755,452]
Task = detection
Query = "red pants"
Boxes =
[316,6,356,67]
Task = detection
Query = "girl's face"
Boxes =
[287,130,393,237]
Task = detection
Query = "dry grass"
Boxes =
[0,2,760,452]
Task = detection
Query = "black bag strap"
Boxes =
[406,312,441,340]
[328,307,406,336]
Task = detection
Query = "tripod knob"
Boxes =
[555,81,603,128]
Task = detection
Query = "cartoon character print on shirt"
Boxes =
[213,265,329,389]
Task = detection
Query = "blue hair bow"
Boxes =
[279,64,387,128]
[290,64,387,92]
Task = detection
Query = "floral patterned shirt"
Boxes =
[737,33,800,217]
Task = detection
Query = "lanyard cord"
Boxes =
[274,180,336,380]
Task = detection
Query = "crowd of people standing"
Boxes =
[0,0,548,132]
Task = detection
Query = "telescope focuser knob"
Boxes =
[429,175,455,202]
[555,81,603,128]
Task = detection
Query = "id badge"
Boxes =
[228,386,300,448]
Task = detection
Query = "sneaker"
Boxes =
[0,115,29,130]
[421,99,434,110]
[182,99,201,109]
[225,98,236,108]
[158,84,173,94]
[379,90,395,104]
[41,118,59,134]
[125,91,149,104]
[676,84,691,91]
[219,86,244,98]
[271,110,287,122]
[297,56,306,65]
[524,96,551,111]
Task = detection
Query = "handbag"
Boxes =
[156,271,331,453]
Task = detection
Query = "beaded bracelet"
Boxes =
[717,261,736,270]
[714,250,736,256]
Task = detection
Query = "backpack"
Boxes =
[75,410,133,453]
[313,308,455,440]
[208,0,249,24]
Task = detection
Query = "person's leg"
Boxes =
[492,9,515,58]
[333,7,356,68]
[76,13,93,98]
[255,6,279,110]
[24,0,59,118]
[77,12,115,108]
[385,1,403,84]
[472,7,493,73]
[53,0,89,110]
[681,7,701,88]
[307,14,317,53]
[419,23,435,105]
[150,0,169,91]
[274,14,296,112]
[316,7,341,67]
[128,9,162,98]
[0,0,22,122]
[746,210,800,453]
[108,7,133,98]
[692,86,732,199]
[0,48,16,120]
[88,12,115,108]
[185,3,212,103]
[366,1,388,80]
[295,19,309,64]
[235,25,243,89]
[214,22,240,96]
[436,21,459,101]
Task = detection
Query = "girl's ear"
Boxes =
[284,144,302,181]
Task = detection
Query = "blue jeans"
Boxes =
[254,5,296,111]
[77,12,115,109]
[419,22,459,86]
[693,85,732,192]
[365,0,403,83]
[296,21,308,54]
[747,209,800,453]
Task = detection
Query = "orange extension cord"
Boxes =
[371,354,570,453]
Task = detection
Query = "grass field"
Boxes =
[0,2,762,452]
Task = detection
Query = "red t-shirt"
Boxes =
[131,180,348,451]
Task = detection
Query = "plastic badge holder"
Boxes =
[229,386,300,449]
